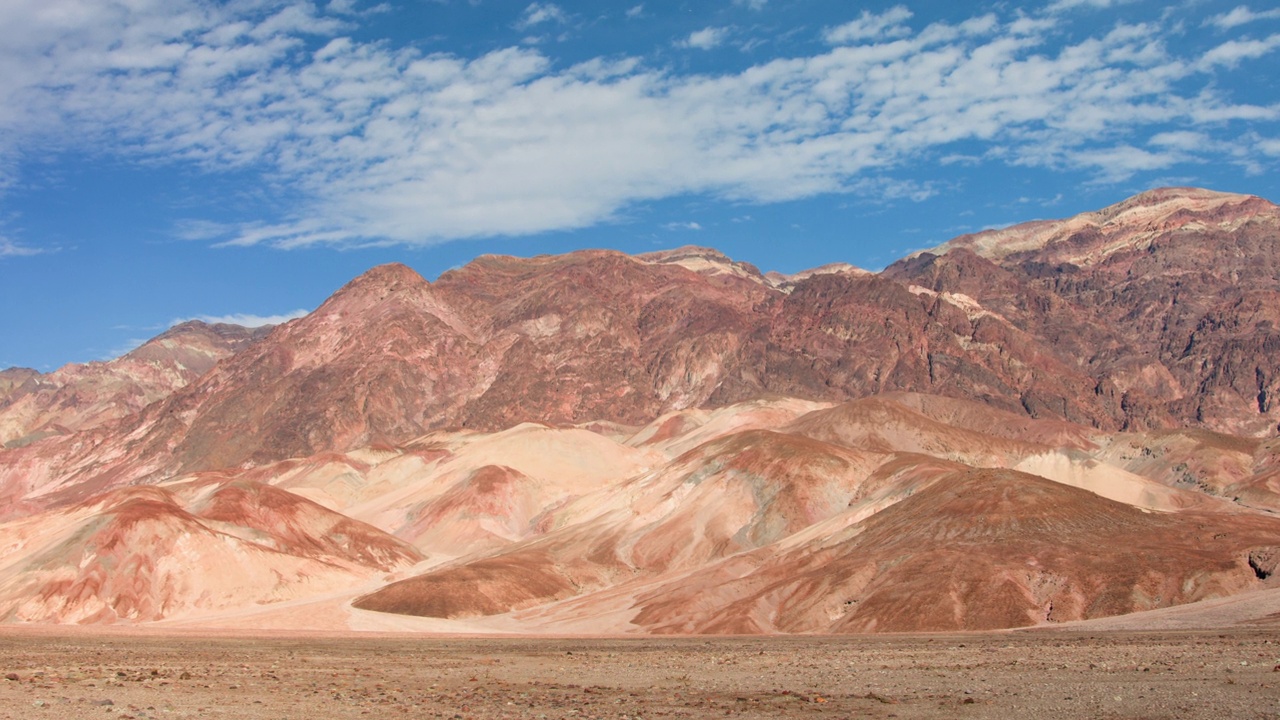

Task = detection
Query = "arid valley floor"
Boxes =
[4,627,1280,719]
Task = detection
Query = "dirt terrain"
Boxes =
[3,628,1280,719]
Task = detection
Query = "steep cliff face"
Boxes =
[908,187,1280,435]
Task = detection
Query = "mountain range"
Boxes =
[2,186,1279,633]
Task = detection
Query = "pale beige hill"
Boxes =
[625,396,830,455]
[351,428,892,620]
[1043,583,1280,632]
[1093,429,1280,511]
[786,396,1048,466]
[330,424,659,556]
[188,423,660,566]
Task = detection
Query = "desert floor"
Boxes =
[3,627,1280,719]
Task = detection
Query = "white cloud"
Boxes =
[1198,34,1280,69]
[517,3,566,30]
[735,0,767,10]
[178,310,310,328]
[663,221,702,231]
[824,7,913,45]
[1207,6,1280,31]
[681,27,728,50]
[626,5,644,19]
[1148,130,1209,151]
[0,237,40,257]
[1046,0,1138,14]
[102,338,150,361]
[1069,145,1186,183]
[0,1,1276,250]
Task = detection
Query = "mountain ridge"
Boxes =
[2,186,1280,633]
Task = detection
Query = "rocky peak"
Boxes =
[765,262,872,291]
[124,321,270,363]
[1093,186,1257,223]
[321,263,430,308]
[638,245,767,285]
[934,187,1274,265]
[0,368,40,401]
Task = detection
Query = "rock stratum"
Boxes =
[2,186,1280,633]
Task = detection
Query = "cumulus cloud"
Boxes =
[0,1,1277,249]
[824,7,913,44]
[681,27,728,50]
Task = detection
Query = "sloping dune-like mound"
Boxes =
[352,549,586,619]
[787,397,1044,465]
[350,428,887,619]
[0,483,421,624]
[187,480,422,570]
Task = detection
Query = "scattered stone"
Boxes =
[862,692,899,705]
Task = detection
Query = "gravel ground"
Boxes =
[3,628,1280,719]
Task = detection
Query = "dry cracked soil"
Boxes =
[4,628,1280,719]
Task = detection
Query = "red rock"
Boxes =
[3,187,1280,633]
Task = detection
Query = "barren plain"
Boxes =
[5,627,1280,719]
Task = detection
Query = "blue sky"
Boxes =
[1,0,1278,371]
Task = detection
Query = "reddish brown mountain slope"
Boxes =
[7,189,1277,517]
[0,322,267,449]
[900,187,1280,435]
[2,187,1280,633]
[624,469,1280,634]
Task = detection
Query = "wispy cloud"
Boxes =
[823,7,913,44]
[1198,34,1280,69]
[1207,6,1280,30]
[680,27,728,50]
[663,221,702,231]
[175,310,310,328]
[0,237,41,258]
[101,338,150,361]
[0,1,1276,251]
[1046,0,1139,14]
[517,2,566,30]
